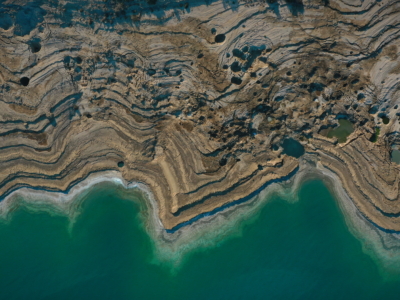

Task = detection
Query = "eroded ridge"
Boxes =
[0,0,400,230]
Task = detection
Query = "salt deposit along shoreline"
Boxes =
[1,154,400,272]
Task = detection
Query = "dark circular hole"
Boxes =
[231,76,242,85]
[219,157,227,166]
[369,105,379,114]
[117,161,125,168]
[382,116,390,124]
[215,34,226,43]
[20,77,30,86]
[30,41,41,53]
[211,28,216,35]
[357,93,365,100]
[63,56,71,66]
[147,69,156,76]
[75,56,82,64]
[86,113,92,118]
[230,61,241,72]
[286,71,292,76]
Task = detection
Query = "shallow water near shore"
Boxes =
[1,179,400,299]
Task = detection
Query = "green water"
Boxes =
[326,119,354,143]
[1,180,400,300]
[391,149,400,164]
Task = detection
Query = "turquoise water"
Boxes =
[281,138,305,158]
[1,180,400,300]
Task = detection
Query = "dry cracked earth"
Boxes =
[1,0,400,231]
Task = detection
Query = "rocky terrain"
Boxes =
[1,0,400,231]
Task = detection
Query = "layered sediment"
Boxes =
[1,0,400,232]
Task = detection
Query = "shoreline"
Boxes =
[1,156,400,272]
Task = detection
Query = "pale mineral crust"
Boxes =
[1,0,400,231]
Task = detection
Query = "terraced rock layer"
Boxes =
[1,0,400,231]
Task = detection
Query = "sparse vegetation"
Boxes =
[370,127,380,143]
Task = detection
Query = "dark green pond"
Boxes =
[326,119,354,143]
[0,180,399,300]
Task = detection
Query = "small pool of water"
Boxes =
[281,138,305,158]
[391,149,400,164]
[326,119,354,143]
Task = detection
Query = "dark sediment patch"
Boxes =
[14,5,46,36]
[0,13,12,30]
[285,0,304,16]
